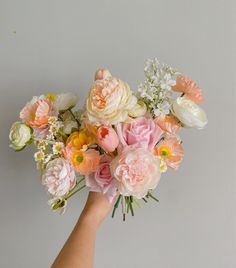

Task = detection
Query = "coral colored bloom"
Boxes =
[86,155,117,202]
[94,69,112,81]
[20,97,54,129]
[172,75,204,103]
[155,114,181,134]
[68,149,101,176]
[111,146,161,199]
[154,136,184,170]
[86,77,137,125]
[117,117,163,150]
[97,125,119,152]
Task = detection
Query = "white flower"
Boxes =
[52,142,64,154]
[42,158,76,197]
[160,159,168,173]
[9,122,32,151]
[63,119,78,134]
[34,151,45,162]
[128,100,147,118]
[172,96,208,129]
[54,93,79,112]
[48,197,67,215]
[48,116,58,125]
[37,140,48,150]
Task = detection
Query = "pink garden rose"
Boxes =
[111,146,161,199]
[97,125,119,152]
[116,117,163,150]
[20,96,54,129]
[86,156,117,202]
[42,158,76,197]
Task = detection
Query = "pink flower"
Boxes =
[86,155,117,202]
[116,117,163,150]
[42,158,76,197]
[154,135,184,170]
[155,114,181,134]
[94,69,112,81]
[172,75,204,103]
[97,125,119,152]
[111,146,161,198]
[20,97,54,129]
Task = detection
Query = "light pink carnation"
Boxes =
[86,156,117,202]
[111,146,161,199]
[42,158,76,197]
[116,117,163,150]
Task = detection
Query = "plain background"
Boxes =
[0,0,235,267]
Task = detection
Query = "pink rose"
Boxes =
[42,158,76,197]
[86,156,117,202]
[97,125,119,152]
[116,117,163,150]
[111,146,161,199]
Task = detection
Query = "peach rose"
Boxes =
[111,146,161,199]
[94,69,112,81]
[86,77,137,125]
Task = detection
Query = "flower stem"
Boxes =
[147,192,159,203]
[112,194,121,218]
[65,185,86,200]
[68,108,81,129]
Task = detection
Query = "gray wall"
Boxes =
[0,0,235,267]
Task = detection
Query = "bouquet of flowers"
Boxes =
[9,58,207,219]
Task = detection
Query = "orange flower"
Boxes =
[154,136,184,170]
[68,148,101,176]
[66,130,94,150]
[172,75,204,103]
[155,115,181,134]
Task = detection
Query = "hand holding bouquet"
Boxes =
[9,59,207,219]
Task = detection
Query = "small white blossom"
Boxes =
[52,142,64,154]
[48,116,58,125]
[34,151,45,162]
[160,159,168,173]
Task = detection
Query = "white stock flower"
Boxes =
[172,96,208,129]
[9,122,32,151]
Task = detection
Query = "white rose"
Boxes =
[54,93,79,112]
[9,122,32,151]
[86,77,137,125]
[128,100,147,118]
[172,96,208,129]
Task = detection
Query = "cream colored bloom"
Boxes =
[172,96,207,129]
[34,151,45,162]
[9,122,32,151]
[54,93,79,112]
[128,100,147,118]
[53,142,64,154]
[86,77,137,125]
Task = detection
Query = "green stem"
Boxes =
[65,185,86,200]
[68,109,81,128]
[112,194,121,218]
[133,197,141,208]
[147,192,159,203]
[129,197,134,216]
[142,197,148,203]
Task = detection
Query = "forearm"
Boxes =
[51,214,99,268]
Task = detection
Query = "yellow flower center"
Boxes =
[158,145,171,157]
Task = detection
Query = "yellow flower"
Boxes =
[66,131,93,150]
[46,94,57,101]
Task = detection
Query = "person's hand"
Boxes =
[79,192,115,229]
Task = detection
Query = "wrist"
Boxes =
[78,210,102,230]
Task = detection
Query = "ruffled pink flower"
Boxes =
[86,155,117,202]
[42,158,76,197]
[111,146,161,199]
[116,117,163,150]
[97,125,119,152]
[172,75,204,103]
[154,135,184,170]
[155,114,181,134]
[20,97,54,129]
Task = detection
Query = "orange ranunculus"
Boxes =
[66,130,94,150]
[154,136,184,170]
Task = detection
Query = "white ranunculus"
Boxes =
[128,100,147,118]
[63,119,78,134]
[54,93,79,112]
[9,122,32,151]
[172,96,208,129]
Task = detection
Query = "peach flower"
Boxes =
[66,131,94,149]
[116,117,163,150]
[154,136,184,170]
[172,75,204,103]
[86,77,137,125]
[97,125,119,152]
[94,69,112,81]
[155,114,181,134]
[20,96,54,129]
[111,146,161,199]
